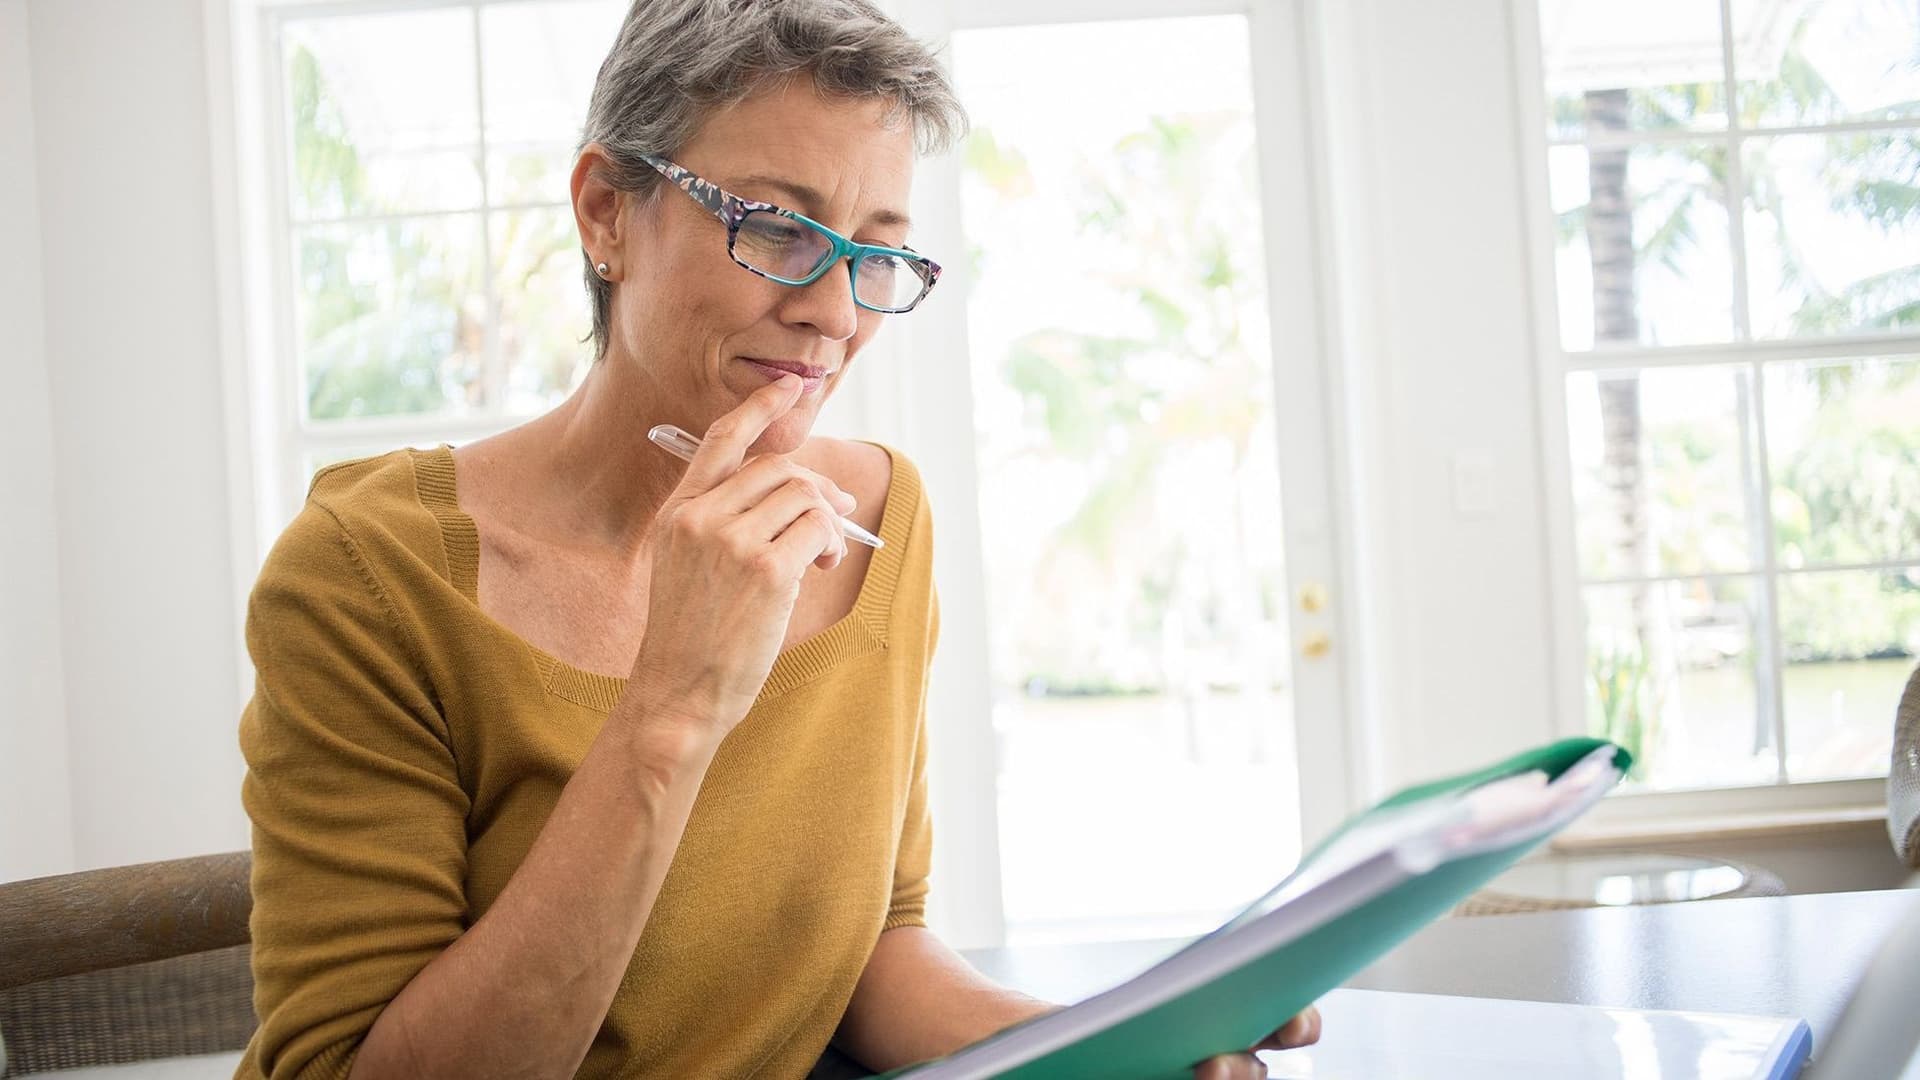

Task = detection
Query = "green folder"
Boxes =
[872,736,1631,1080]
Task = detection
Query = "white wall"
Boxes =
[1312,0,1563,796]
[2,0,251,881]
[0,0,76,883]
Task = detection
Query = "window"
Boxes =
[1532,0,1920,790]
[267,0,628,518]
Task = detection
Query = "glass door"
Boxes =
[947,9,1345,945]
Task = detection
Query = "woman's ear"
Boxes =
[571,142,628,272]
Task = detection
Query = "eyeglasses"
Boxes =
[639,152,941,314]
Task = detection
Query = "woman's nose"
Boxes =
[778,260,861,342]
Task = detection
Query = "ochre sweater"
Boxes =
[236,443,936,1079]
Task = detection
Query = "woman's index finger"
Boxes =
[678,374,803,493]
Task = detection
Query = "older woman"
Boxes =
[236,2,1317,1078]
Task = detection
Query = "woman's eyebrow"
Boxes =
[733,173,913,230]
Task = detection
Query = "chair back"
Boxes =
[1891,663,1920,869]
[0,851,254,1076]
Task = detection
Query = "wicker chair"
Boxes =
[1888,662,1920,872]
[1452,855,1787,916]
[0,851,255,1076]
[0,850,878,1078]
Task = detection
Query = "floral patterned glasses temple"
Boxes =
[639,152,941,314]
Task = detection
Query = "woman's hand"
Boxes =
[1192,1006,1322,1079]
[624,374,856,737]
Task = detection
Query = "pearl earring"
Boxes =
[595,261,610,278]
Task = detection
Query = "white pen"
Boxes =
[645,423,885,550]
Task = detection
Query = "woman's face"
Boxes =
[597,80,919,455]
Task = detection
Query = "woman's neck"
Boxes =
[479,358,684,567]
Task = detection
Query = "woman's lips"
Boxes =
[741,357,830,393]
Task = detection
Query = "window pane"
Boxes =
[1744,133,1920,338]
[480,0,627,205]
[1765,357,1920,567]
[1550,144,1735,350]
[297,216,486,421]
[954,15,1301,945]
[488,147,575,209]
[1538,0,1729,140]
[282,10,481,219]
[1780,568,1919,780]
[1733,0,1920,126]
[1567,367,1758,579]
[1583,577,1775,789]
[490,208,593,414]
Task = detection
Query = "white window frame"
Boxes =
[1509,0,1920,821]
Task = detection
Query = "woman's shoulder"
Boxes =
[303,445,421,516]
[261,445,452,592]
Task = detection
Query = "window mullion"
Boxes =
[265,10,310,531]
[1548,114,1920,152]
[299,412,535,450]
[1719,0,1788,783]
[1720,0,1751,343]
[1749,362,1791,783]
[1566,333,1920,372]
[1583,556,1920,590]
[471,3,503,419]
[292,200,569,230]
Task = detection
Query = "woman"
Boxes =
[236,2,1319,1077]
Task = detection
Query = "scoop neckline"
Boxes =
[408,441,917,712]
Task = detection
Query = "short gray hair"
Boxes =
[575,0,969,363]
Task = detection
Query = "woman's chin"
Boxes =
[748,410,818,457]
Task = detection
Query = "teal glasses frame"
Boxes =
[638,152,941,314]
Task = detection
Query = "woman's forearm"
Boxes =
[347,702,722,1080]
[833,926,1059,1072]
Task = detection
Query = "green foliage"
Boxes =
[1778,571,1920,661]
[286,42,588,423]
[1770,368,1920,662]
[965,128,1035,198]
[969,111,1280,694]
[291,43,465,420]
[288,45,366,218]
[304,302,460,419]
[1589,640,1657,782]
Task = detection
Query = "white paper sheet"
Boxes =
[1261,988,1810,1080]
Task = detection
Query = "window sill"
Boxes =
[1553,803,1889,852]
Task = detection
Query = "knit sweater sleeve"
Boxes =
[236,501,471,1080]
[883,703,932,930]
[882,486,938,932]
